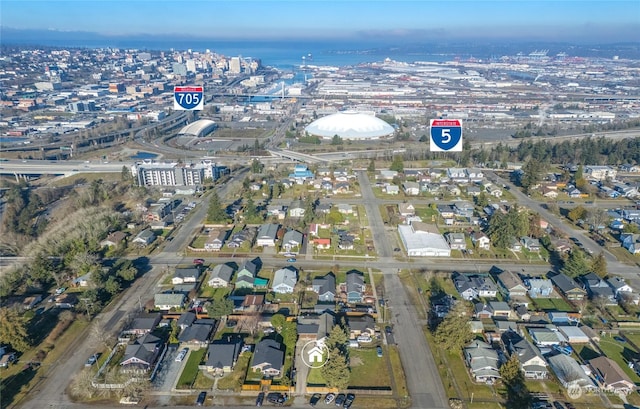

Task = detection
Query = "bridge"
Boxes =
[267,148,328,164]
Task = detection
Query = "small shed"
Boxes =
[548,312,570,325]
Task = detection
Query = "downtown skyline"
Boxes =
[2,0,639,44]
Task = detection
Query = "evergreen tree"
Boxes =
[562,250,589,278]
[321,347,350,389]
[520,159,544,193]
[0,307,31,352]
[434,302,473,351]
[474,191,489,208]
[206,192,228,223]
[389,156,404,173]
[367,159,376,173]
[591,252,608,278]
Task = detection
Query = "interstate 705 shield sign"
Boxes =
[174,86,204,110]
[430,119,462,152]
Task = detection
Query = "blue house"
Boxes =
[289,164,314,183]
[345,270,365,303]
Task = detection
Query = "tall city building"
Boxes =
[228,57,242,74]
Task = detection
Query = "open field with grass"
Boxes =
[597,337,640,384]
[349,347,391,388]
[530,297,577,312]
[216,353,250,391]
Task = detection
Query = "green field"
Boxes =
[176,348,207,389]
[598,337,640,384]
[348,347,391,387]
[530,297,576,312]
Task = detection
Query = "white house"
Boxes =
[207,264,235,288]
[272,266,298,294]
[256,223,279,247]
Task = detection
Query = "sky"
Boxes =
[2,0,639,43]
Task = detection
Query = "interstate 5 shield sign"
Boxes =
[430,119,462,152]
[174,86,204,110]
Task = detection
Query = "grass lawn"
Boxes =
[444,349,496,401]
[349,348,391,387]
[388,345,408,397]
[622,331,640,347]
[597,337,640,384]
[306,367,326,386]
[531,298,576,312]
[572,344,601,362]
[217,353,250,391]
[176,348,207,389]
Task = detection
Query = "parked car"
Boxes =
[324,393,336,404]
[310,393,322,407]
[286,258,297,263]
[85,354,98,367]
[334,393,346,407]
[176,348,189,362]
[343,393,355,408]
[193,258,205,265]
[614,336,626,343]
[377,346,383,357]
[255,392,264,407]
[55,287,66,295]
[196,391,207,406]
[385,326,392,334]
[267,392,285,406]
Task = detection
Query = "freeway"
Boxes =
[0,159,126,176]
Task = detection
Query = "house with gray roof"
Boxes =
[281,229,303,253]
[272,266,298,294]
[177,311,197,330]
[464,340,501,384]
[590,356,635,395]
[527,278,553,298]
[345,270,365,303]
[178,322,214,347]
[503,331,548,379]
[256,223,280,247]
[207,264,235,288]
[607,276,634,298]
[154,293,186,310]
[312,273,336,302]
[581,273,616,304]
[297,311,335,345]
[235,258,261,289]
[172,267,201,285]
[346,315,375,338]
[132,229,156,247]
[201,337,243,375]
[126,313,161,336]
[549,272,586,301]
[120,333,163,373]
[251,338,284,378]
[495,270,527,300]
[547,353,596,392]
[445,232,467,250]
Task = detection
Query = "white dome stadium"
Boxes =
[305,111,395,140]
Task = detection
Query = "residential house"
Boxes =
[464,340,501,384]
[266,205,288,220]
[474,303,493,319]
[201,337,243,375]
[154,293,186,310]
[447,184,462,196]
[272,266,298,294]
[549,273,586,301]
[288,200,306,218]
[251,338,285,377]
[509,238,522,252]
[384,185,399,195]
[436,204,456,219]
[503,332,548,379]
[241,294,265,312]
[403,182,420,196]
[227,226,257,248]
[207,264,235,288]
[398,203,416,218]
[336,204,354,215]
[281,229,303,253]
[620,164,640,173]
[621,233,640,254]
[132,229,156,247]
[607,277,633,298]
[547,353,596,392]
[346,315,375,338]
[495,270,527,300]
[521,237,541,252]
[585,165,617,181]
[126,313,162,336]
[590,356,635,395]
[378,170,398,180]
[313,238,331,249]
[120,333,163,373]
[172,267,201,285]
[486,185,503,198]
[345,270,365,303]
[312,273,336,302]
[55,293,77,309]
[177,311,197,330]
[256,223,279,247]
[178,322,214,347]
[445,232,467,250]
[235,258,261,289]
[100,231,127,247]
[527,278,553,298]
[447,168,468,183]
[471,231,491,250]
[297,311,336,345]
[204,230,228,251]
[289,164,314,183]
[466,186,482,196]
[581,273,616,304]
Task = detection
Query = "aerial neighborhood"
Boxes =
[2,41,640,409]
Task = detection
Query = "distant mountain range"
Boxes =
[2,26,639,60]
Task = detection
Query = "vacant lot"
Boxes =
[531,297,576,312]
[349,347,391,388]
